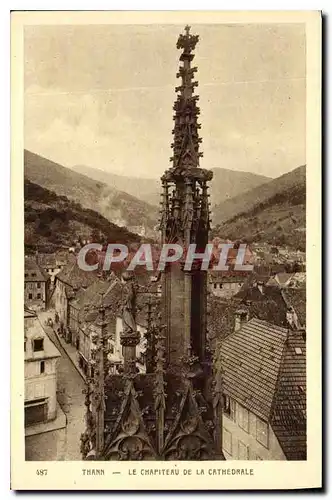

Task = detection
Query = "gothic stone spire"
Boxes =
[171,25,202,170]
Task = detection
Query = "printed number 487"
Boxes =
[36,469,48,476]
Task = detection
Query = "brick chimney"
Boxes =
[234,308,249,332]
[257,280,264,294]
[286,306,300,330]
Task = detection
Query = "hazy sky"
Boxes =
[24,23,306,179]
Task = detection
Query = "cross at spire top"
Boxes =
[185,25,191,36]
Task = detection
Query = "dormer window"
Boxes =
[33,338,44,352]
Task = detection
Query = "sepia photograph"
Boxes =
[10,10,322,490]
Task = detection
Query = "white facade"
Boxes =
[222,396,285,460]
[210,280,243,298]
[54,279,68,327]
[24,313,61,426]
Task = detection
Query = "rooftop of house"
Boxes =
[37,253,57,268]
[74,275,123,324]
[24,315,61,361]
[266,272,306,289]
[207,296,239,344]
[24,257,50,282]
[24,306,37,319]
[281,288,306,327]
[217,317,306,460]
[209,271,250,284]
[234,279,306,328]
[71,273,160,330]
[56,257,98,290]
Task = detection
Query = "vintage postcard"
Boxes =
[11,10,322,490]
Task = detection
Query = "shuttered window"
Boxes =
[256,417,269,448]
[238,441,249,460]
[223,428,232,456]
[238,404,249,432]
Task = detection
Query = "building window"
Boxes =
[256,417,269,448]
[37,282,41,288]
[224,395,236,421]
[31,272,36,277]
[24,340,26,352]
[219,283,223,289]
[238,404,249,433]
[214,283,217,289]
[37,293,41,299]
[238,441,249,460]
[28,293,33,300]
[40,361,45,374]
[223,428,232,456]
[33,338,44,352]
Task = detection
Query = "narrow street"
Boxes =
[25,311,86,461]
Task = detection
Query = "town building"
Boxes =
[206,276,306,350]
[80,26,224,461]
[54,257,97,342]
[209,271,248,298]
[69,276,149,377]
[24,256,50,311]
[217,317,306,460]
[37,250,72,285]
[266,272,306,289]
[24,307,61,426]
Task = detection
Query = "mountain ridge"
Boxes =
[24,179,142,254]
[72,163,271,208]
[212,165,306,250]
[24,150,158,237]
[212,165,305,225]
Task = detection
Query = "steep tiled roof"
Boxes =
[24,257,50,282]
[72,276,122,324]
[235,284,290,327]
[37,253,57,268]
[56,257,98,289]
[270,331,306,460]
[207,297,239,344]
[234,282,305,329]
[219,318,287,420]
[281,288,306,327]
[218,318,306,460]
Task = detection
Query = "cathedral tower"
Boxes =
[81,26,224,462]
[160,25,213,370]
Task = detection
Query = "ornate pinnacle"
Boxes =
[176,25,199,53]
[171,26,202,170]
[212,368,224,410]
[153,333,166,410]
